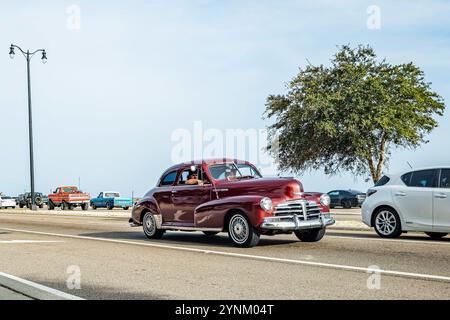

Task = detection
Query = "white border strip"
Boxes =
[0,271,84,300]
[2,227,450,283]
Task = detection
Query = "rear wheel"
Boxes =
[342,199,352,209]
[374,208,402,238]
[81,203,89,211]
[142,212,164,239]
[425,232,448,239]
[295,227,326,242]
[61,202,66,210]
[123,207,129,210]
[227,213,260,248]
[107,202,113,210]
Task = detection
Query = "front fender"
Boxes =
[131,197,160,224]
[195,195,268,229]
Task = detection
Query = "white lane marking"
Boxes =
[327,234,450,246]
[2,227,450,283]
[0,271,84,300]
[0,240,64,244]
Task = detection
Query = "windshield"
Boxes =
[208,163,262,181]
[105,193,120,198]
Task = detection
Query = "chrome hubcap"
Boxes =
[375,210,397,236]
[144,213,156,235]
[230,215,248,244]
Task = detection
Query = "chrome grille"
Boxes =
[274,200,321,221]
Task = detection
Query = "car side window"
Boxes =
[439,169,450,188]
[401,172,412,186]
[408,170,437,188]
[160,171,177,186]
[328,191,339,196]
[177,170,192,185]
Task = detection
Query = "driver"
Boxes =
[186,172,203,185]
[226,168,239,180]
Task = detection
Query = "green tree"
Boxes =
[264,45,445,183]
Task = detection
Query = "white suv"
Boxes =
[362,167,450,239]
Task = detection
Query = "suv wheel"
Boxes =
[228,213,260,248]
[374,208,402,238]
[295,227,326,242]
[425,232,448,239]
[81,203,89,211]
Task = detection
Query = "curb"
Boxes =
[0,272,83,300]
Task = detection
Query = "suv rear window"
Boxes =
[375,175,390,187]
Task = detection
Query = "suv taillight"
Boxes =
[367,189,377,197]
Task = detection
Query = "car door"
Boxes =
[393,169,437,230]
[153,170,178,223]
[171,167,212,226]
[96,192,104,207]
[433,169,450,231]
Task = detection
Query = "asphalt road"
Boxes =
[0,211,449,300]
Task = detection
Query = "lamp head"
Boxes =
[41,50,47,64]
[9,45,14,59]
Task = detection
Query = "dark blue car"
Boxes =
[327,190,366,209]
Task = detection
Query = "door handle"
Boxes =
[435,193,447,199]
[395,191,406,197]
[171,190,178,194]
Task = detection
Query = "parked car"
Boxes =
[327,190,366,208]
[129,159,334,247]
[362,167,450,239]
[48,186,90,210]
[0,196,16,209]
[17,192,46,209]
[90,191,132,210]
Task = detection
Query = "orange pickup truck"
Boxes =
[48,186,90,211]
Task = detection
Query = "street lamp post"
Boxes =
[9,44,47,211]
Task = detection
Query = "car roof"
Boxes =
[385,166,450,177]
[164,158,252,172]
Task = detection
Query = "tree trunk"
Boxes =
[368,133,387,184]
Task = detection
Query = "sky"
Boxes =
[1,0,449,197]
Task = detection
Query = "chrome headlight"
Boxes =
[260,197,273,212]
[320,194,331,206]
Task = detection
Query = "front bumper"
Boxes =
[261,214,335,231]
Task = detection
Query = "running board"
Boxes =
[160,225,222,232]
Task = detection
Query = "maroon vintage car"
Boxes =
[130,159,334,247]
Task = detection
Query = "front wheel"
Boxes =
[374,208,402,238]
[142,212,164,239]
[107,203,114,210]
[123,207,129,210]
[48,200,55,210]
[91,204,97,210]
[81,203,89,211]
[228,213,260,248]
[295,227,326,242]
[425,232,448,239]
